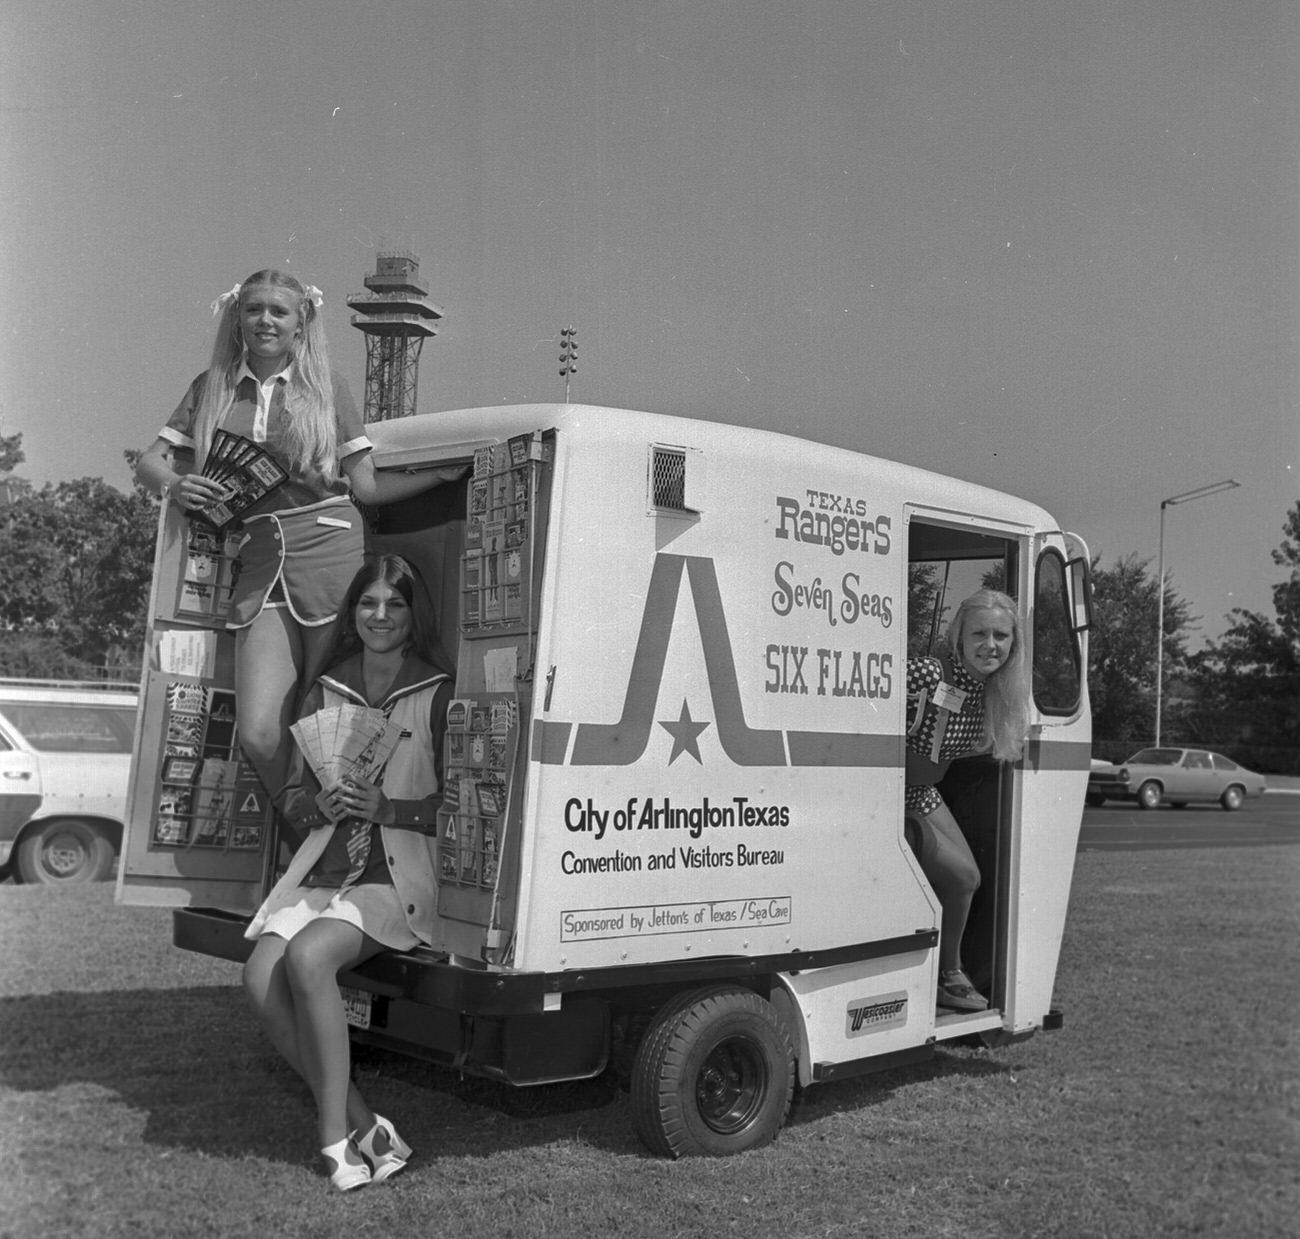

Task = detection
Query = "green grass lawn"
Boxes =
[1,845,1297,1239]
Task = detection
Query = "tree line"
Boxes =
[0,432,157,679]
[1,430,1296,771]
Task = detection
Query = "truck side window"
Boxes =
[1032,551,1081,715]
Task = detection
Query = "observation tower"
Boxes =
[347,249,443,421]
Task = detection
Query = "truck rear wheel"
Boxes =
[16,819,116,885]
[630,985,794,1158]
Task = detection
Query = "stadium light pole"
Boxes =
[559,326,578,403]
[1155,479,1241,746]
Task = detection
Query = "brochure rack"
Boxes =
[150,681,265,850]
[121,501,270,906]
[174,525,243,625]
[436,432,554,959]
[438,696,519,890]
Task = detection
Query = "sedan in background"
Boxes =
[1087,747,1267,811]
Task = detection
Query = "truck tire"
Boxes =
[15,819,116,885]
[1137,781,1163,811]
[630,985,794,1158]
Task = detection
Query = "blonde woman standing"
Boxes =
[137,270,457,800]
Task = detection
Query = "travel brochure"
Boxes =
[192,430,289,530]
[290,705,404,790]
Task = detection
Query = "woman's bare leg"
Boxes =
[242,932,377,1136]
[235,607,303,799]
[281,918,385,1148]
[915,802,982,973]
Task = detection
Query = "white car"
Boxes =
[0,679,138,884]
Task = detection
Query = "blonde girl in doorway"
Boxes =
[904,589,1031,1011]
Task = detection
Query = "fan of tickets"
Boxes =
[290,705,403,790]
[193,430,289,530]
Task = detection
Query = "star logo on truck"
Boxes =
[659,701,710,765]
[536,552,898,770]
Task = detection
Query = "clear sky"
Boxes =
[2,0,1296,645]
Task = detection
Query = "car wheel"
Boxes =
[630,986,795,1158]
[1220,785,1245,812]
[1137,781,1163,811]
[15,819,116,885]
[1085,794,1106,808]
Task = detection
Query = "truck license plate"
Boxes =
[340,986,372,1030]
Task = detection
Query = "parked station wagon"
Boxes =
[1086,747,1267,811]
[0,679,138,884]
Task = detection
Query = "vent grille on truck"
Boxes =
[651,447,687,510]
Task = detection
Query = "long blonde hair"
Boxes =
[191,269,336,478]
[943,589,1030,762]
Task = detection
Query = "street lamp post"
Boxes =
[1155,479,1241,746]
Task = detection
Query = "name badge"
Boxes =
[932,681,967,713]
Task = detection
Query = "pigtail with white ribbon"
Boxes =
[209,283,242,317]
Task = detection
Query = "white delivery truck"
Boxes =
[117,403,1094,1157]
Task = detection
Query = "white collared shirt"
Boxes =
[235,358,292,444]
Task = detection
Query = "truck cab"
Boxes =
[117,404,1093,1156]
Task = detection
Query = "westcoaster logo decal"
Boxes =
[845,992,908,1037]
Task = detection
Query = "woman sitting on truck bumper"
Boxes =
[240,556,454,1192]
[905,589,1029,1012]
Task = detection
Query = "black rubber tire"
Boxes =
[630,985,794,1159]
[1085,794,1105,808]
[1137,781,1163,811]
[15,819,116,885]
[1220,785,1245,811]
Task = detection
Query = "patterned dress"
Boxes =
[904,655,987,816]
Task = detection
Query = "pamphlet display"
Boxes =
[174,524,243,624]
[438,696,519,889]
[129,492,274,875]
[438,432,552,904]
[151,680,265,851]
[460,433,549,634]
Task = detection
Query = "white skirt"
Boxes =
[253,882,420,951]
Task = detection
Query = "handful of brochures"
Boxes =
[191,430,288,530]
[290,705,403,791]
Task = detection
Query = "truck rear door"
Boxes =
[116,507,272,911]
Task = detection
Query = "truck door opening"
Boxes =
[905,517,1020,1007]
